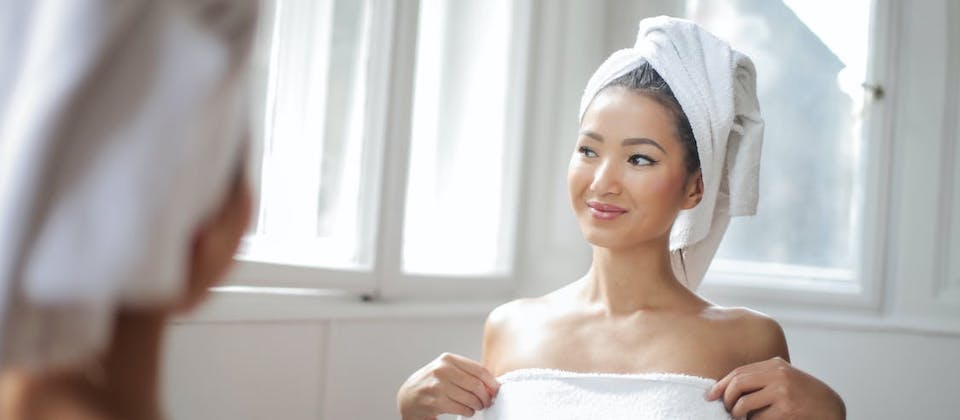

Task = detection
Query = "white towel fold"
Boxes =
[0,0,257,370]
[579,16,764,289]
[462,369,734,420]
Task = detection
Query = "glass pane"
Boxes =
[686,0,872,274]
[242,0,377,269]
[403,0,517,275]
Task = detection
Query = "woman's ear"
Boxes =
[681,170,703,210]
[179,169,253,313]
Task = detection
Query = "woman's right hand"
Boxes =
[397,353,500,420]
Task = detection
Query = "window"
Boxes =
[685,0,884,298]
[232,0,531,297]
[241,0,380,271]
[403,0,521,276]
[232,0,888,304]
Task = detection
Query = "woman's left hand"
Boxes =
[706,357,845,420]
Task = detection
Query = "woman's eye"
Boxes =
[578,146,597,158]
[628,154,655,166]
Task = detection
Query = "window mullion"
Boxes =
[370,0,420,299]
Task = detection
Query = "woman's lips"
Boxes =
[586,201,627,220]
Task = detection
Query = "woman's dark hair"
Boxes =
[602,62,700,175]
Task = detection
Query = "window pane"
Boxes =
[403,0,517,275]
[686,0,872,275]
[242,0,378,269]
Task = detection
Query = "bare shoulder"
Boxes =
[485,296,546,333]
[484,284,576,337]
[482,297,536,374]
[0,371,114,420]
[702,305,790,363]
[485,298,532,329]
[482,288,575,375]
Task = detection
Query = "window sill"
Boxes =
[172,287,504,324]
[699,269,879,310]
[768,308,960,338]
[172,287,960,339]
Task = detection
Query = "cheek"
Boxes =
[651,174,683,199]
[567,159,591,200]
[627,169,686,206]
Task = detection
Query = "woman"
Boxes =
[0,1,258,418]
[399,16,803,419]
[0,169,253,420]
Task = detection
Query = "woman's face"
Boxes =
[568,87,702,250]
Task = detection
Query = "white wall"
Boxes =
[162,313,960,420]
[163,301,490,420]
[783,322,960,419]
[163,0,960,419]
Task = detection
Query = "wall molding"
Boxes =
[176,291,960,339]
[777,312,960,339]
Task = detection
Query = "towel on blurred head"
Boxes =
[0,0,258,370]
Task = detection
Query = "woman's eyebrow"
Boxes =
[580,130,667,154]
[622,137,666,153]
[580,130,604,142]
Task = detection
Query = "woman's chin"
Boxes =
[581,230,633,250]
[580,227,667,251]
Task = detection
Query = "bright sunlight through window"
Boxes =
[402,0,519,276]
[687,0,873,286]
[241,0,380,270]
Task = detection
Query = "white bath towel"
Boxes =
[0,0,257,370]
[578,16,764,289]
[462,369,734,420]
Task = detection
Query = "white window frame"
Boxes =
[225,0,896,309]
[925,0,960,311]
[225,0,534,301]
[698,0,898,310]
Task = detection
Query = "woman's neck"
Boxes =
[99,310,166,420]
[580,240,700,315]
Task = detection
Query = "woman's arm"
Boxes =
[709,312,843,419]
[707,357,845,420]
[396,301,521,419]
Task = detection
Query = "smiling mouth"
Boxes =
[586,201,627,220]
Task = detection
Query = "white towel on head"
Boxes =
[0,0,258,370]
[462,369,735,420]
[578,16,764,289]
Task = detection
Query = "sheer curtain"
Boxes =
[403,0,519,276]
[242,0,377,269]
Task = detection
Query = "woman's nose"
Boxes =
[589,160,622,196]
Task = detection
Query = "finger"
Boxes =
[744,406,775,420]
[435,398,476,418]
[709,357,786,400]
[442,353,501,394]
[439,362,493,407]
[729,386,776,418]
[444,384,485,412]
[722,371,774,411]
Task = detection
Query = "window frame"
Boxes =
[228,0,897,308]
[697,0,898,310]
[226,0,534,301]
